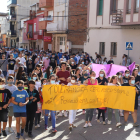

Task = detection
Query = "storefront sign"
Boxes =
[44,36,52,42]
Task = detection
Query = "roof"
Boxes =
[0,12,8,16]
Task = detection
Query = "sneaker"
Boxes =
[16,133,20,139]
[133,123,139,127]
[8,127,13,133]
[116,122,122,127]
[69,126,73,131]
[83,123,88,128]
[120,113,124,117]
[52,129,57,133]
[57,112,63,117]
[103,122,106,125]
[97,119,100,123]
[2,130,7,137]
[45,125,48,130]
[124,121,128,126]
[72,124,77,128]
[28,133,33,138]
[21,129,24,137]
[129,112,131,115]
[37,124,40,128]
[107,120,111,124]
[64,111,67,117]
[82,110,85,114]
[88,122,92,127]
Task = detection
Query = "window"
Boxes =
[110,0,118,14]
[111,42,117,56]
[99,42,105,55]
[34,23,36,32]
[127,0,131,14]
[60,37,65,45]
[134,0,139,13]
[98,0,103,15]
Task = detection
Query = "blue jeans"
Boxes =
[45,110,56,129]
[3,71,7,77]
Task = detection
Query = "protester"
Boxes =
[83,71,98,128]
[43,74,57,132]
[0,78,12,137]
[122,70,130,86]
[12,80,29,139]
[107,75,122,127]
[107,57,114,64]
[122,54,127,66]
[5,76,17,132]
[97,70,108,85]
[25,80,40,137]
[123,76,140,127]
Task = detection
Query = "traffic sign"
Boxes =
[126,42,133,50]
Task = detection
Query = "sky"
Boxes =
[0,0,7,13]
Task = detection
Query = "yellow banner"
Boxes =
[42,85,136,112]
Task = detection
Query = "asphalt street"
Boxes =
[1,108,140,140]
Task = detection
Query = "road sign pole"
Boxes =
[128,50,129,58]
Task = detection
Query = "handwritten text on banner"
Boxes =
[42,85,136,112]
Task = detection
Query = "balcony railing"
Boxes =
[47,21,67,33]
[7,14,16,21]
[26,31,43,40]
[111,9,123,25]
[7,30,17,36]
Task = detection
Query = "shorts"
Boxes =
[8,106,14,117]
[14,112,27,118]
[0,110,8,122]
[3,71,7,77]
[8,70,14,75]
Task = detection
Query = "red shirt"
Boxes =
[57,70,70,85]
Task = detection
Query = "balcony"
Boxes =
[47,21,67,33]
[7,14,16,21]
[111,9,123,26]
[39,17,53,30]
[7,0,17,7]
[39,0,53,8]
[7,30,17,37]
[26,31,43,40]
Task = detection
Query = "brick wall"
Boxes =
[67,0,87,45]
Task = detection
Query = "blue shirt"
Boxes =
[12,90,29,113]
[13,53,18,58]
[58,53,63,59]
[74,57,77,63]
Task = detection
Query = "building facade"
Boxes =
[85,0,140,65]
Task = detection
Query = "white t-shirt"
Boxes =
[108,83,115,86]
[42,57,47,61]
[102,61,107,65]
[17,57,26,65]
[35,81,41,90]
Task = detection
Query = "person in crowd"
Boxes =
[50,53,57,70]
[16,53,26,66]
[132,68,140,85]
[25,80,40,137]
[66,66,73,76]
[75,53,80,64]
[102,57,107,65]
[58,49,63,60]
[107,57,114,64]
[12,80,29,139]
[68,75,78,131]
[122,70,130,86]
[5,76,17,133]
[43,55,50,70]
[123,76,140,127]
[84,54,90,66]
[135,64,140,75]
[75,68,81,82]
[108,75,122,127]
[32,73,41,91]
[7,54,16,77]
[53,66,60,75]
[26,57,34,76]
[32,64,43,80]
[45,66,53,79]
[73,54,77,64]
[70,61,77,74]
[0,54,8,78]
[122,54,127,66]
[0,69,4,78]
[57,62,70,117]
[83,71,98,128]
[97,107,107,125]
[43,74,57,133]
[34,56,41,67]
[96,70,108,85]
[42,53,47,61]
[0,78,12,137]
[16,67,28,83]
